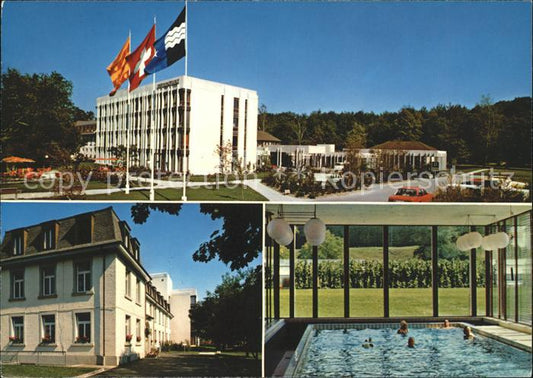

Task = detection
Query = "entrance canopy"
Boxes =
[265,203,532,226]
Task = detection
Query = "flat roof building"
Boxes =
[95,76,258,175]
[150,272,197,346]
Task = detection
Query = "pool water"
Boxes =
[294,326,532,377]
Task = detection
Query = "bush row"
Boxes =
[293,259,486,289]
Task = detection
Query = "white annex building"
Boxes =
[95,76,258,175]
[150,273,198,346]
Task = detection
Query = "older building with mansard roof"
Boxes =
[0,207,179,366]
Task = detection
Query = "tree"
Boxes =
[0,68,90,164]
[189,266,261,357]
[343,122,368,178]
[290,114,307,145]
[394,107,423,141]
[258,103,268,131]
[215,140,233,173]
[298,230,343,259]
[130,204,261,270]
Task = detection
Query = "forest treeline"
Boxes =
[259,96,531,167]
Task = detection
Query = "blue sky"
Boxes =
[2,1,530,114]
[0,202,261,300]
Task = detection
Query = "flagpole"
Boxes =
[149,17,157,201]
[125,30,131,195]
[181,0,188,201]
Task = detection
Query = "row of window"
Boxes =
[12,226,55,256]
[10,261,91,300]
[125,315,143,343]
[9,313,91,345]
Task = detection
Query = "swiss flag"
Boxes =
[126,25,156,91]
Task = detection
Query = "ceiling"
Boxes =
[265,203,531,226]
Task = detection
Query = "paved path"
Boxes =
[95,351,260,377]
[243,179,311,202]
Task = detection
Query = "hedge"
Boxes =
[293,259,486,289]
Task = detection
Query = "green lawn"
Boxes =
[277,288,486,317]
[85,186,267,201]
[349,246,418,261]
[1,365,96,377]
[455,164,532,184]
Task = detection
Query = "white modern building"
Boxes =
[0,207,172,366]
[95,76,258,175]
[150,272,197,345]
[267,140,447,172]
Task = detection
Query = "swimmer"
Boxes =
[362,337,374,348]
[442,319,453,329]
[397,320,408,335]
[463,326,475,340]
[407,337,415,348]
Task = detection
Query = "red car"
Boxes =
[388,187,433,202]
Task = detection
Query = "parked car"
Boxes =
[388,186,433,202]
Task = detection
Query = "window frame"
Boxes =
[75,261,92,293]
[11,269,25,300]
[11,316,24,344]
[13,234,23,255]
[43,226,55,250]
[41,265,56,297]
[125,270,131,298]
[125,315,131,343]
[41,314,56,344]
[75,312,91,343]
[136,278,141,304]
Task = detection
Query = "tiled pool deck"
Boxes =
[474,325,531,352]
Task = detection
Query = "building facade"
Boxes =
[269,140,447,172]
[150,272,197,345]
[95,76,258,175]
[74,120,97,160]
[0,208,172,366]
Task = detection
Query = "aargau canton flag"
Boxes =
[145,7,186,74]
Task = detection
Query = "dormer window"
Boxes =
[43,227,55,250]
[13,235,23,256]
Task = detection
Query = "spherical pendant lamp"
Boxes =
[304,218,326,246]
[481,234,496,251]
[276,228,294,246]
[492,232,510,249]
[267,218,290,241]
[465,231,483,249]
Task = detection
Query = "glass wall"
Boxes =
[505,219,515,321]
[317,226,343,317]
[295,225,312,317]
[265,240,273,324]
[491,225,499,318]
[265,210,531,325]
[438,226,470,315]
[388,226,432,317]
[517,213,531,325]
[475,226,487,316]
[349,226,383,317]
[279,242,290,318]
